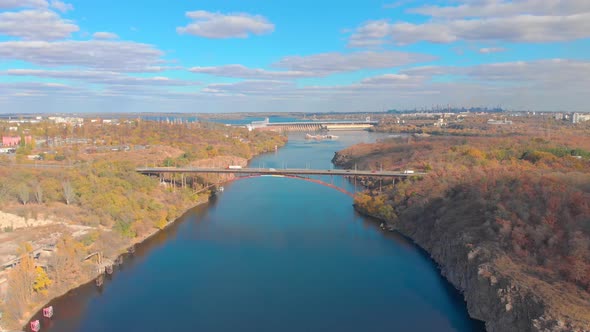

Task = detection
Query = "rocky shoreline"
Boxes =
[353,205,590,332]
[333,149,590,332]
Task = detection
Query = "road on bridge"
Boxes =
[136,167,425,178]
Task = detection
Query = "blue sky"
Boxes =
[0,0,589,113]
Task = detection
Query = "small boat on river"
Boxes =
[43,306,54,318]
[30,319,41,332]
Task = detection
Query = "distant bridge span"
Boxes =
[135,167,425,178]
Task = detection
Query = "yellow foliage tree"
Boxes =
[154,210,168,230]
[33,266,52,295]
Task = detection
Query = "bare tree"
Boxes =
[17,184,29,205]
[34,181,43,204]
[62,180,75,205]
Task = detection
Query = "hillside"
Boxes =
[333,117,590,331]
[0,119,286,330]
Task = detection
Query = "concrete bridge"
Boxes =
[136,167,424,178]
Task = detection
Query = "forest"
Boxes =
[336,115,590,328]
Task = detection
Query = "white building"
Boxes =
[572,113,590,124]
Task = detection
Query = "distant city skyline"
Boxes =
[0,0,589,113]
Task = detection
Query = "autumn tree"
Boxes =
[33,266,52,295]
[17,184,29,205]
[52,234,84,287]
[4,243,36,324]
[62,180,75,205]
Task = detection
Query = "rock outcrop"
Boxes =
[333,150,590,332]
[354,204,589,332]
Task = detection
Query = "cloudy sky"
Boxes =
[0,0,589,113]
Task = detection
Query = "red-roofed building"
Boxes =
[2,135,32,147]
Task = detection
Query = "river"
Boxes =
[37,131,485,332]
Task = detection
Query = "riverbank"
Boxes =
[15,152,289,330]
[16,155,266,330]
[18,194,211,332]
[332,131,590,332]
[0,120,288,331]
[353,203,590,332]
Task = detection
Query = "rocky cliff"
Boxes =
[333,150,590,332]
[354,204,589,332]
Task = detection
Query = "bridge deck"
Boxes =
[136,167,425,177]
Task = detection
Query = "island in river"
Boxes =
[332,114,590,331]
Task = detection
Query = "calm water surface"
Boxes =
[37,132,485,332]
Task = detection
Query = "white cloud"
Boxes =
[189,64,313,80]
[0,0,48,9]
[196,59,590,111]
[400,59,590,88]
[4,60,590,112]
[0,81,84,98]
[2,69,199,87]
[203,80,292,96]
[478,47,506,54]
[49,0,72,13]
[0,0,72,10]
[93,31,119,40]
[359,73,413,85]
[274,51,436,73]
[409,0,590,18]
[177,10,274,38]
[351,14,590,45]
[0,9,78,40]
[0,40,165,72]
[188,51,435,80]
[348,20,394,47]
[349,0,590,45]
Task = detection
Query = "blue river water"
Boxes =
[37,132,485,332]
